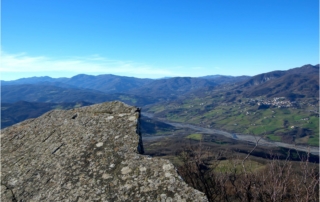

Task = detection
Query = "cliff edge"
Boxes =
[1,101,207,201]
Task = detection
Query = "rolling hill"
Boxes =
[129,77,218,100]
[2,64,318,146]
[63,74,153,93]
[1,101,93,129]
[2,74,153,93]
[2,74,250,97]
[145,64,319,146]
[238,64,319,100]
[1,84,157,106]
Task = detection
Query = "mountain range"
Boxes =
[1,74,249,104]
[183,64,319,103]
[239,64,319,100]
[144,64,319,146]
[1,64,319,146]
[1,101,92,129]
[1,84,157,105]
[2,74,152,93]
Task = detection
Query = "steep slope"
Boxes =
[200,75,251,85]
[240,70,286,87]
[145,64,319,146]
[239,64,319,100]
[243,73,319,99]
[287,64,319,74]
[1,101,207,201]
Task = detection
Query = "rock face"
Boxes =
[1,101,207,202]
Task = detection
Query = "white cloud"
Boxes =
[0,51,176,78]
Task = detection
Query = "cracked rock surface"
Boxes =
[1,101,208,202]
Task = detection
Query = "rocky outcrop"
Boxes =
[1,101,207,202]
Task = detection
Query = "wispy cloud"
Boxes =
[0,51,176,78]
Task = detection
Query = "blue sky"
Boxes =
[1,0,319,80]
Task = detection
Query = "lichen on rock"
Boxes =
[1,101,208,201]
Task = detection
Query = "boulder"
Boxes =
[1,101,207,201]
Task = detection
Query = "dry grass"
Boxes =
[176,142,319,202]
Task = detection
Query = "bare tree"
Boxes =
[176,139,319,202]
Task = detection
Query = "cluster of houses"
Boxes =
[247,97,297,108]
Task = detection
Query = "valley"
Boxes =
[3,2,318,200]
[146,97,319,146]
[141,112,319,155]
[2,64,319,201]
[1,64,319,157]
[144,64,320,147]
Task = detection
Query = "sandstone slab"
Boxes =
[1,101,207,201]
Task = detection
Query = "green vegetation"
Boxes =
[166,113,187,122]
[118,95,137,104]
[308,135,319,146]
[148,105,166,113]
[149,97,319,146]
[186,133,203,140]
[266,134,282,141]
[176,142,319,202]
[214,159,265,173]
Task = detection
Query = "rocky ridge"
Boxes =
[1,101,207,202]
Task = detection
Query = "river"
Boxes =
[141,112,319,156]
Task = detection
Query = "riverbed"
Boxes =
[141,112,319,156]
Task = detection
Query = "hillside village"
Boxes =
[248,97,297,108]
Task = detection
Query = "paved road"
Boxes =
[141,112,319,156]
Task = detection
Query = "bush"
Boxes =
[177,142,319,202]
